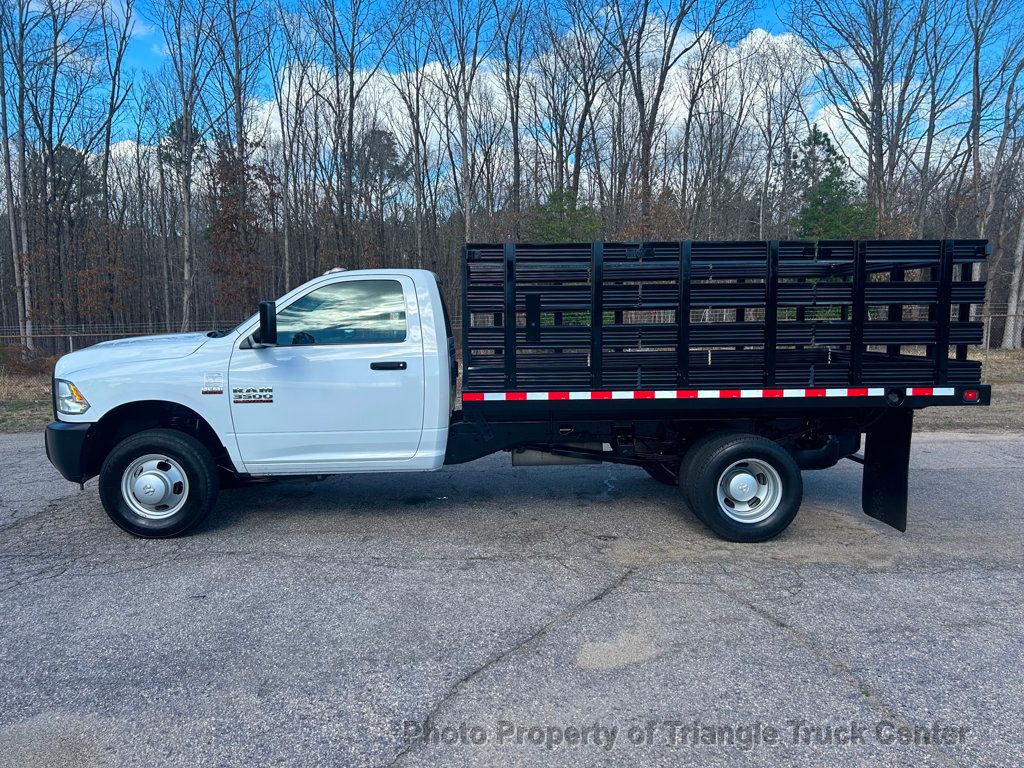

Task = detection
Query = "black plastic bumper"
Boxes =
[44,421,93,483]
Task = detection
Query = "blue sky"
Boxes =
[119,0,794,76]
[120,6,161,74]
[758,1,789,34]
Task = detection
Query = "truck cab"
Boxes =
[45,269,454,537]
[230,270,453,473]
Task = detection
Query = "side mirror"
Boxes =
[257,300,277,346]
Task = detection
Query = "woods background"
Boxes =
[1,0,1023,355]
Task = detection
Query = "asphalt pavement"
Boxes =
[0,430,1021,767]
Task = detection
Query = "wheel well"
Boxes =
[84,401,232,479]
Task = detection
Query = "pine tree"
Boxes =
[524,191,602,242]
[792,126,875,239]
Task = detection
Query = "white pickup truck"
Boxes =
[45,240,991,542]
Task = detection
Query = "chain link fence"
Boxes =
[0,322,235,355]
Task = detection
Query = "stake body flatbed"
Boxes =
[44,239,991,542]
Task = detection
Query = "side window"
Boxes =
[275,280,407,346]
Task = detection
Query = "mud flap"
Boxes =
[862,408,913,531]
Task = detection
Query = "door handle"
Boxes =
[370,361,407,371]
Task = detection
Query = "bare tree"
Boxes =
[750,35,814,238]
[157,0,216,330]
[0,0,36,347]
[493,0,532,237]
[676,31,730,234]
[306,0,404,265]
[596,0,750,228]
[386,8,436,268]
[430,0,493,242]
[0,0,1022,354]
[909,0,967,237]
[1002,196,1024,347]
[793,0,932,232]
[531,1,611,205]
[98,0,135,323]
[25,0,109,329]
[267,1,315,289]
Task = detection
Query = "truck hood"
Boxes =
[55,332,212,377]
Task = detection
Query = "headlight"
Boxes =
[55,379,90,415]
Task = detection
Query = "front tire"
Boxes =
[99,428,219,538]
[682,433,802,542]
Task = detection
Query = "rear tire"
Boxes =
[99,428,219,538]
[677,431,730,518]
[682,433,802,542]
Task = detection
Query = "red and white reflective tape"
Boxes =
[463,386,956,402]
[906,387,955,397]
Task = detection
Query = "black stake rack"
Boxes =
[461,240,989,392]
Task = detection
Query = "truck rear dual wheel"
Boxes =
[98,429,220,538]
[681,433,802,543]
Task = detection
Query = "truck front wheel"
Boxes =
[98,429,219,538]
[683,433,802,542]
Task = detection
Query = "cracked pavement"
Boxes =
[0,430,1021,767]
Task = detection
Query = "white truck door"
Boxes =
[228,275,425,472]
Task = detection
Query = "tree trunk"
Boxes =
[460,108,471,242]
[180,165,194,332]
[1001,211,1024,349]
[0,29,27,348]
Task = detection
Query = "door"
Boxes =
[229,276,425,472]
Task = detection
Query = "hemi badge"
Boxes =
[202,372,225,395]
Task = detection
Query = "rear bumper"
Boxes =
[44,421,92,483]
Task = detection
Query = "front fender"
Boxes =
[51,338,244,473]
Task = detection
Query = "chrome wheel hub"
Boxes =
[716,458,782,524]
[121,454,189,519]
[727,472,758,502]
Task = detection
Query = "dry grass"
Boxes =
[0,371,51,432]
[0,371,52,433]
[916,381,1024,433]
[974,348,1024,383]
[2,351,1023,434]
[0,371,50,401]
[911,350,1024,433]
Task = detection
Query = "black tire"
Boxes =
[99,428,220,538]
[682,433,802,543]
[643,461,679,486]
[677,431,731,518]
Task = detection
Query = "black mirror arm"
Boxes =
[256,301,278,347]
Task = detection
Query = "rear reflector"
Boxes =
[963,390,979,402]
